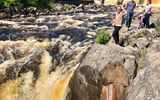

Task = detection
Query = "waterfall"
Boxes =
[0,39,86,100]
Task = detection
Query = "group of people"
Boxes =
[111,0,152,45]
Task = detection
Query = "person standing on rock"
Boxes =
[125,0,136,31]
[111,6,127,45]
[143,0,152,28]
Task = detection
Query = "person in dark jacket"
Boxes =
[125,0,136,31]
[143,0,152,28]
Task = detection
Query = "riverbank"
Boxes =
[0,3,111,19]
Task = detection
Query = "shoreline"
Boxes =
[0,3,160,19]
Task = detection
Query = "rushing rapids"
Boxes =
[0,37,93,100]
[0,6,102,99]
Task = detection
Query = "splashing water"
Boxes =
[0,38,88,100]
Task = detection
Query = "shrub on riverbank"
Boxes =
[96,28,111,44]
[0,0,55,8]
[0,0,20,7]
[64,4,71,9]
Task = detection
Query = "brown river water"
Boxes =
[0,7,112,100]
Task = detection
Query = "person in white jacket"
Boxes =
[142,0,152,28]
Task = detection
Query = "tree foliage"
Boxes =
[0,0,55,8]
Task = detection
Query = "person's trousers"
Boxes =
[126,12,133,28]
[112,26,122,44]
[143,14,151,28]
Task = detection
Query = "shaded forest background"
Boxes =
[0,0,55,8]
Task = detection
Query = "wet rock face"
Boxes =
[100,61,128,100]
[100,84,125,100]
[69,65,102,100]
[126,41,160,100]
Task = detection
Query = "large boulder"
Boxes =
[134,37,150,49]
[80,43,139,81]
[74,42,139,100]
[68,42,140,100]
[126,40,160,100]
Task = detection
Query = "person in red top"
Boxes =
[111,6,127,45]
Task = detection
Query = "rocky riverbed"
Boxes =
[0,3,160,100]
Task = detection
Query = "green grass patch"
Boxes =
[138,47,148,71]
[155,17,160,32]
[64,4,70,9]
[141,48,147,61]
